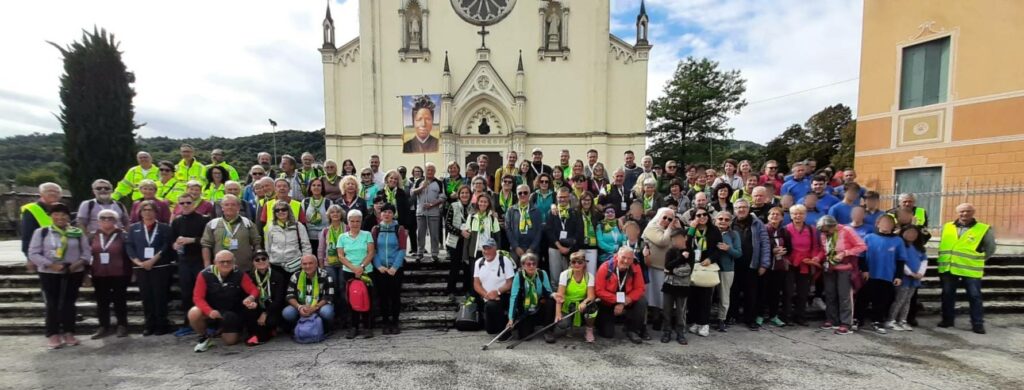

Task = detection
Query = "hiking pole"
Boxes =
[506,299,599,350]
[482,311,532,350]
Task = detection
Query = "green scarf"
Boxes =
[582,212,597,246]
[49,225,83,260]
[517,204,532,233]
[221,217,239,248]
[326,225,343,265]
[308,197,324,225]
[384,187,399,218]
[253,269,271,308]
[826,231,840,265]
[445,178,461,196]
[474,212,489,233]
[601,219,618,233]
[522,271,539,311]
[694,228,707,251]
[323,174,339,186]
[498,191,513,212]
[643,195,654,212]
[297,270,320,306]
[557,204,569,220]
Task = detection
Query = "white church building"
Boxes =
[319,0,652,171]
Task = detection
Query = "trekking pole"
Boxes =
[482,311,531,350]
[506,299,599,350]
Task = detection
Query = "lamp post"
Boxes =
[268,118,278,162]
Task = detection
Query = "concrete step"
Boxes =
[920,275,1024,289]
[916,288,1024,302]
[0,269,455,288]
[922,265,1024,277]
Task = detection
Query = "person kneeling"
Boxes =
[283,255,336,338]
[473,237,516,336]
[247,250,288,345]
[188,250,260,352]
[507,253,556,343]
[554,251,598,343]
[595,247,648,343]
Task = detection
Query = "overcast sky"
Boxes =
[0,0,862,144]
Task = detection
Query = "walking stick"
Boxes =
[482,310,533,350]
[506,299,600,349]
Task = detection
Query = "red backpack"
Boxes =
[348,279,370,313]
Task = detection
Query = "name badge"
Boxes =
[616,292,626,303]
[229,239,239,250]
[695,249,702,261]
[559,231,568,240]
[144,247,155,258]
[621,202,627,211]
[100,253,110,265]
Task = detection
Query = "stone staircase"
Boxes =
[0,256,462,335]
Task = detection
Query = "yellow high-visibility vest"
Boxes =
[937,222,990,279]
[21,202,52,228]
[112,165,160,201]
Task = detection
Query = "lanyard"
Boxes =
[616,269,628,291]
[254,268,271,303]
[143,223,158,246]
[99,232,117,253]
[531,163,542,176]
[222,218,241,239]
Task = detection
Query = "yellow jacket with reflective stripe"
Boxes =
[113,165,160,201]
[175,159,207,186]
[937,222,990,279]
[157,178,185,207]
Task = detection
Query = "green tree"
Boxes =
[785,104,851,170]
[764,124,800,173]
[831,120,857,170]
[647,57,747,165]
[50,28,140,205]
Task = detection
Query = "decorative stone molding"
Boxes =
[399,0,430,63]
[334,38,361,66]
[609,36,636,64]
[462,107,505,135]
[537,1,570,61]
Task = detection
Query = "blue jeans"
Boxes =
[282,304,335,327]
[940,273,984,325]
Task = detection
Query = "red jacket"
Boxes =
[193,270,259,316]
[596,258,646,306]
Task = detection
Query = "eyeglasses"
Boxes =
[362,173,372,177]
[539,180,550,184]
[517,191,530,196]
[716,218,731,222]
[251,172,265,176]
[523,262,537,267]
[140,208,155,213]
[179,201,193,205]
[695,213,709,218]
[665,217,674,222]
[94,187,112,191]
[767,166,778,170]
[274,209,290,213]
[253,257,268,263]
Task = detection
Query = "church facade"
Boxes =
[319,0,651,171]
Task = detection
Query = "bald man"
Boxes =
[936,203,996,334]
[188,250,260,352]
[114,151,161,202]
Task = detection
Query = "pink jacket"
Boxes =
[785,223,825,274]
[819,224,867,270]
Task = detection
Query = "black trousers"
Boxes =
[177,261,205,327]
[513,298,555,339]
[446,239,471,294]
[403,219,418,256]
[136,267,172,331]
[739,268,763,325]
[373,270,403,325]
[856,279,895,324]
[92,275,130,328]
[342,271,376,329]
[783,269,811,323]
[478,293,511,334]
[596,297,647,338]
[39,272,85,337]
[727,265,751,321]
[251,304,281,341]
[689,287,713,325]
[762,269,786,319]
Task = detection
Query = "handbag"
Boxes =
[283,226,305,273]
[454,296,483,331]
[690,262,721,288]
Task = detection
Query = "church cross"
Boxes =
[478,25,489,48]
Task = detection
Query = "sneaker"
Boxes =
[819,321,834,330]
[748,323,761,331]
[769,317,786,327]
[891,322,905,332]
[246,335,261,346]
[872,322,887,334]
[972,324,986,335]
[900,321,913,332]
[812,297,826,311]
[584,327,595,343]
[661,330,673,343]
[755,316,764,327]
[544,332,556,344]
[62,333,80,346]
[834,325,852,335]
[90,327,112,340]
[937,321,954,328]
[884,320,896,329]
[193,337,213,352]
[688,324,700,334]
[626,331,643,344]
[851,319,860,331]
[47,335,63,349]
[175,326,195,337]
[698,325,710,337]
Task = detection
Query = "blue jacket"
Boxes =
[732,215,772,270]
[717,229,743,272]
[504,204,543,254]
[508,270,554,320]
[860,233,907,281]
[372,222,406,269]
[902,245,926,288]
[596,222,624,258]
[124,221,174,267]
[781,177,810,200]
[529,190,555,224]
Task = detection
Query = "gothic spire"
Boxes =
[517,50,524,72]
[443,51,450,73]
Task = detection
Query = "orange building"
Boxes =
[854,0,1024,238]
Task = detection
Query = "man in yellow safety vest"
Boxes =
[20,182,63,271]
[936,203,996,334]
[175,144,207,186]
[206,148,240,182]
[112,151,160,202]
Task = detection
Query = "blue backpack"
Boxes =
[293,315,325,344]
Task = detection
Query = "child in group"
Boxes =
[856,214,907,334]
[661,230,692,345]
[888,225,927,331]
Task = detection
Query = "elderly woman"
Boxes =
[155,160,184,208]
[685,207,721,337]
[359,168,380,204]
[445,185,473,295]
[643,208,679,335]
[318,204,347,316]
[638,178,662,219]
[28,203,90,349]
[321,159,342,201]
[336,175,368,229]
[125,200,173,336]
[590,162,610,195]
[783,204,824,326]
[130,179,172,224]
[554,251,597,343]
[175,180,214,218]
[372,203,408,335]
[816,215,867,335]
[469,176,493,206]
[265,204,312,274]
[336,209,377,339]
[507,253,556,343]
[302,177,333,253]
[88,209,132,339]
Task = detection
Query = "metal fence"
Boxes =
[879,179,1024,239]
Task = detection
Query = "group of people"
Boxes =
[19,145,996,351]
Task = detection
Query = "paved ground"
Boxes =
[0,315,1021,390]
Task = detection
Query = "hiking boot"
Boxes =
[193,336,213,352]
[544,332,556,344]
[90,327,112,340]
[972,324,986,335]
[661,330,673,343]
[835,325,852,335]
[116,325,128,338]
[584,327,595,343]
[626,331,643,344]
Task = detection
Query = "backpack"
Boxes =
[454,296,482,331]
[476,253,511,277]
[293,315,325,344]
[348,278,371,313]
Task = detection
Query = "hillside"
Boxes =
[0,129,326,186]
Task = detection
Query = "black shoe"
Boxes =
[794,320,809,327]
[725,318,737,326]
[937,321,954,328]
[544,332,556,344]
[747,323,761,332]
[346,328,358,339]
[497,331,513,342]
[972,324,986,334]
[142,328,154,337]
[676,332,688,345]
[639,328,652,341]
[363,328,375,339]
[717,320,728,333]
[651,318,663,331]
[393,324,401,335]
[381,327,392,335]
[626,332,643,344]
[907,318,919,327]
[660,330,673,343]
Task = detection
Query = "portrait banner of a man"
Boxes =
[402,94,442,154]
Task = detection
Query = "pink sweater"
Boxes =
[820,224,867,269]
[785,223,824,274]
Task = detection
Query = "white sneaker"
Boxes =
[194,337,213,353]
[891,323,905,331]
[689,324,699,334]
[872,323,888,335]
[812,297,826,311]
[900,321,913,332]
[698,325,710,337]
[884,320,896,329]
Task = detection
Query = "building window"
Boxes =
[899,37,950,110]
[894,166,942,228]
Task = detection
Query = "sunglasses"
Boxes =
[253,257,268,263]
[539,180,550,184]
[252,172,265,176]
[570,260,586,264]
[362,173,372,176]
[716,218,731,222]
[768,167,778,170]
[517,191,530,196]
[179,201,193,205]
[696,213,709,218]
[274,209,290,212]
[94,187,112,191]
